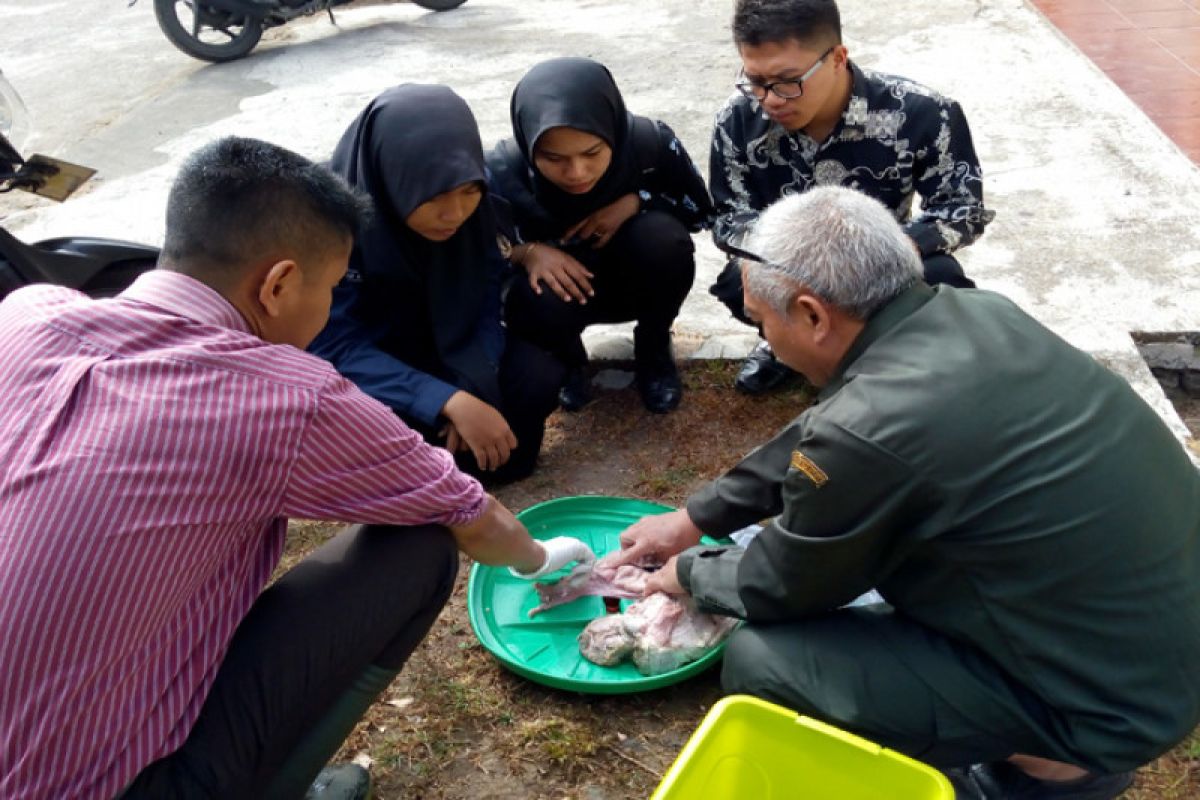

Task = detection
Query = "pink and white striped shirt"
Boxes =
[0,270,486,799]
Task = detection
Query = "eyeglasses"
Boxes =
[716,240,793,335]
[715,239,790,273]
[735,47,835,101]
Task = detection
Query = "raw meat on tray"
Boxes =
[579,592,738,675]
[528,553,649,617]
[529,552,738,676]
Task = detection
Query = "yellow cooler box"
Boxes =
[652,695,955,800]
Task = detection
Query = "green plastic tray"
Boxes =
[467,495,730,694]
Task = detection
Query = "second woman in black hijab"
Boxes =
[309,84,564,483]
[488,57,714,414]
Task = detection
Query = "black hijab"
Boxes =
[488,57,645,242]
[329,84,500,404]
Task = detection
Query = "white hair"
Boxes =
[744,186,924,319]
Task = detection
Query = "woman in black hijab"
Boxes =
[488,58,714,414]
[309,84,564,483]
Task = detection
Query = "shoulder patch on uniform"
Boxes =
[790,450,828,487]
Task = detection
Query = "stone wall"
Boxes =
[1136,333,1200,397]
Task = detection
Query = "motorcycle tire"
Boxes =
[153,0,264,63]
[411,0,468,10]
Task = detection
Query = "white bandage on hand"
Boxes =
[509,536,597,580]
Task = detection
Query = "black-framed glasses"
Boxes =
[715,239,790,273]
[716,240,791,335]
[735,46,835,101]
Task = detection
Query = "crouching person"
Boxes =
[614,186,1200,799]
[0,137,590,800]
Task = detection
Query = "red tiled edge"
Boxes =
[1030,0,1200,164]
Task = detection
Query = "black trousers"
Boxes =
[122,524,458,799]
[406,336,564,485]
[710,252,975,327]
[505,210,696,369]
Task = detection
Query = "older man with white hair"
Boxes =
[614,186,1200,799]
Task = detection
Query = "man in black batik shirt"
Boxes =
[712,0,995,394]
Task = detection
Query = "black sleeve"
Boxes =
[640,121,714,233]
[904,99,995,257]
[484,142,545,244]
[486,183,520,245]
[708,98,761,251]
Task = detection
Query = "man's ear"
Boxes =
[792,293,832,341]
[832,44,850,71]
[256,259,300,318]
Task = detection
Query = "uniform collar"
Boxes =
[817,282,936,401]
[121,270,252,334]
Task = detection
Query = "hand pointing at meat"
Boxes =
[611,509,704,568]
[508,536,596,580]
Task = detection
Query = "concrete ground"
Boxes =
[1,0,1198,451]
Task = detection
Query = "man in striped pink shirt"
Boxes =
[0,137,592,800]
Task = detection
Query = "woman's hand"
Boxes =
[441,391,517,471]
[562,192,640,249]
[523,244,594,304]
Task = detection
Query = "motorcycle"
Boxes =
[0,71,159,302]
[134,0,470,63]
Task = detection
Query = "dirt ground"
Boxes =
[1167,392,1200,457]
[282,362,1200,799]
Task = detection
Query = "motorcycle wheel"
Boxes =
[153,0,264,63]
[410,0,468,10]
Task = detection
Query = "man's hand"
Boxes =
[509,536,597,580]
[524,244,594,303]
[441,391,517,471]
[562,193,640,249]
[610,509,704,567]
[643,555,686,596]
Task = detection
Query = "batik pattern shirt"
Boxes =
[710,62,994,257]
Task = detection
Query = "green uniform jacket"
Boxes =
[682,284,1200,770]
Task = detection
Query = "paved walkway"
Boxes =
[1030,0,1200,162]
[1,0,1197,454]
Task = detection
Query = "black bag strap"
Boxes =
[629,116,661,180]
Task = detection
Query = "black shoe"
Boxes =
[558,366,593,412]
[968,761,1133,800]
[735,341,798,395]
[637,361,682,414]
[305,764,372,800]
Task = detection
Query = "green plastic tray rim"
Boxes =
[467,495,730,694]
